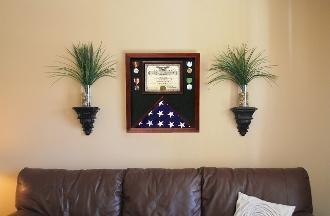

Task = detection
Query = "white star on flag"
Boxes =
[157,110,164,117]
[148,111,153,116]
[147,120,153,127]
[168,112,174,118]
[159,100,164,106]
[178,122,185,128]
[168,122,174,128]
[138,122,143,126]
[157,121,164,127]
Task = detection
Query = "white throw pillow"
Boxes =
[234,192,295,216]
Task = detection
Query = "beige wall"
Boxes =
[0,0,329,215]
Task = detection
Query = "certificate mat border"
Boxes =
[125,53,200,133]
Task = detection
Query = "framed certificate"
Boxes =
[126,53,200,133]
[143,61,183,94]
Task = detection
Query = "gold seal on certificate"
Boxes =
[144,62,182,93]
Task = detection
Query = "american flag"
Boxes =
[136,99,190,128]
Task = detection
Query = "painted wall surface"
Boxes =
[0,0,329,215]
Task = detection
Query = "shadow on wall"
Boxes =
[258,1,330,216]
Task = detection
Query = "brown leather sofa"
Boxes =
[14,167,313,216]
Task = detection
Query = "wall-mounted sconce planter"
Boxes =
[231,107,257,136]
[208,44,277,136]
[73,107,100,135]
[47,43,116,136]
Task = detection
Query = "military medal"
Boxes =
[186,61,193,73]
[132,61,139,74]
[133,77,140,90]
[186,78,193,90]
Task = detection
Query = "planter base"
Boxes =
[231,107,257,136]
[73,107,100,135]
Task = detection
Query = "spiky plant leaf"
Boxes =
[208,44,276,90]
[48,42,116,85]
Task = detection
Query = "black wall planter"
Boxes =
[73,107,100,135]
[231,107,257,136]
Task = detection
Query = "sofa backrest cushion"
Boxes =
[202,168,313,216]
[16,168,124,216]
[122,168,201,216]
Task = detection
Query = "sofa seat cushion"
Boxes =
[122,168,201,216]
[15,168,124,216]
